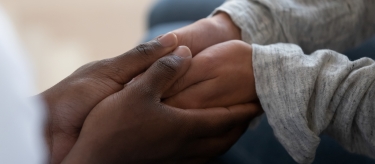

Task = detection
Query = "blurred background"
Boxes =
[0,0,154,93]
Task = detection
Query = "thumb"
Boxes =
[130,46,192,98]
[91,32,178,85]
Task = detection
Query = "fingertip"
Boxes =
[130,46,192,99]
[157,32,178,47]
[172,46,192,58]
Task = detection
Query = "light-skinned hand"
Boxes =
[172,12,241,56]
[62,46,261,164]
[163,40,259,109]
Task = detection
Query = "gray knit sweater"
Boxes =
[212,0,375,163]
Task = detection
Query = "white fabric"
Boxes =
[0,6,46,164]
[252,43,375,163]
[212,0,375,163]
[212,0,375,53]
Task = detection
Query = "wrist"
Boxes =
[209,12,241,41]
[172,12,241,55]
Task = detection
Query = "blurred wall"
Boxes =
[0,0,154,93]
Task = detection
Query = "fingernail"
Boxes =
[172,46,192,58]
[157,32,177,47]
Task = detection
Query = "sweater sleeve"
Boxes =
[211,0,375,53]
[252,43,375,163]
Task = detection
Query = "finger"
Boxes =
[95,32,178,85]
[163,79,219,109]
[183,103,262,138]
[162,48,217,98]
[164,76,252,109]
[130,46,192,98]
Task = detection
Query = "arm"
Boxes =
[212,0,375,53]
[252,43,375,163]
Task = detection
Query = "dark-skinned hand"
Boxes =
[62,46,261,164]
[41,32,261,163]
[41,33,179,163]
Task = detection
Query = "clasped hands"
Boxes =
[42,13,261,164]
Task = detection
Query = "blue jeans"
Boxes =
[144,0,375,163]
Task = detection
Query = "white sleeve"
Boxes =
[212,0,375,53]
[0,7,47,164]
[252,43,375,163]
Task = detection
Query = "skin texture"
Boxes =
[62,47,262,164]
[42,32,261,163]
[42,33,180,163]
[164,40,258,109]
[173,12,241,56]
[163,12,259,109]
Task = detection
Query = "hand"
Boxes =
[41,32,179,164]
[62,46,261,164]
[163,40,259,109]
[173,12,241,56]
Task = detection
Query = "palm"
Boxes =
[42,62,124,164]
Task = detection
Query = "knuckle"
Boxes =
[93,58,111,70]
[155,56,180,75]
[71,60,100,76]
[129,82,155,100]
[92,59,128,84]
[133,40,161,57]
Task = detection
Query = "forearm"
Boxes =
[211,0,375,53]
[252,43,375,163]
